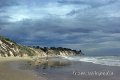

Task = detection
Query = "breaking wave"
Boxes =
[62,56,120,67]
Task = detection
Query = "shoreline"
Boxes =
[0,56,120,80]
[30,57,120,80]
[0,57,46,80]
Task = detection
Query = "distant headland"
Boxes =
[0,35,84,57]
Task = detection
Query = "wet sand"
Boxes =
[0,57,46,80]
[28,57,120,80]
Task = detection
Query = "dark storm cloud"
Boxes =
[0,0,18,7]
[0,15,12,32]
[0,17,95,46]
[58,0,117,8]
[0,0,120,55]
[53,27,94,34]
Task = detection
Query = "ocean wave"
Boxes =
[62,56,120,67]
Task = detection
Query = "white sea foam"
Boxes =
[62,56,120,67]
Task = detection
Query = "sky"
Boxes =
[0,0,120,56]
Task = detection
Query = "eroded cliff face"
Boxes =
[0,38,43,57]
[0,36,83,57]
[47,49,82,57]
[0,39,19,57]
[0,36,36,57]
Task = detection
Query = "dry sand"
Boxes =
[0,57,46,80]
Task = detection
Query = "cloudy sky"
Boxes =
[0,0,120,56]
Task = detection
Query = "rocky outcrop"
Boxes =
[0,35,84,57]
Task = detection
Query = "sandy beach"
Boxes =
[0,57,46,80]
[0,57,120,80]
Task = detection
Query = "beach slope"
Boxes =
[0,57,45,80]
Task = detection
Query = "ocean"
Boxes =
[62,56,120,67]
